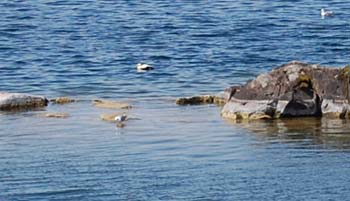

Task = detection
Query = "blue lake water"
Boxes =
[1,1,350,200]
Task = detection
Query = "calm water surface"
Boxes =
[1,0,350,200]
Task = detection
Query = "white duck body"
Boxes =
[136,63,154,71]
[321,8,334,17]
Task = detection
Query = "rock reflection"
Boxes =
[225,118,350,149]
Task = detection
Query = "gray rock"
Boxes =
[221,61,350,119]
[322,99,350,118]
[0,92,48,110]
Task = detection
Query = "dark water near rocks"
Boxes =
[1,1,350,200]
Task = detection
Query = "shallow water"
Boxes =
[2,101,350,200]
[1,1,350,200]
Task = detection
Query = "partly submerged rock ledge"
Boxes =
[92,100,132,109]
[50,97,76,104]
[176,94,227,106]
[221,61,350,120]
[0,92,48,110]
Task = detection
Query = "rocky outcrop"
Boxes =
[0,92,48,110]
[222,61,350,120]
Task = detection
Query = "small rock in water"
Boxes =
[100,112,125,122]
[39,112,69,118]
[50,97,76,104]
[92,100,132,109]
[176,95,214,105]
[0,92,48,111]
[213,90,234,106]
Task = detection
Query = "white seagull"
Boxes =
[115,113,127,128]
[115,113,127,122]
[136,63,154,71]
[321,8,334,17]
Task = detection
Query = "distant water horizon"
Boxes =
[1,1,350,200]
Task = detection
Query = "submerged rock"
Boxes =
[176,95,214,105]
[176,92,232,106]
[50,97,76,104]
[40,112,69,118]
[212,92,229,106]
[93,100,132,109]
[0,92,48,111]
[222,61,350,119]
[100,112,126,122]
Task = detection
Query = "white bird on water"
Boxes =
[136,63,154,71]
[115,113,127,128]
[321,8,334,17]
[115,113,127,122]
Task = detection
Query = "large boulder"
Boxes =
[222,61,350,120]
[0,92,48,110]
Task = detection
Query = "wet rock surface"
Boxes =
[222,61,350,119]
[176,95,227,106]
[100,112,125,122]
[176,95,214,105]
[0,92,48,110]
[39,113,70,118]
[50,97,76,104]
[92,100,132,109]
